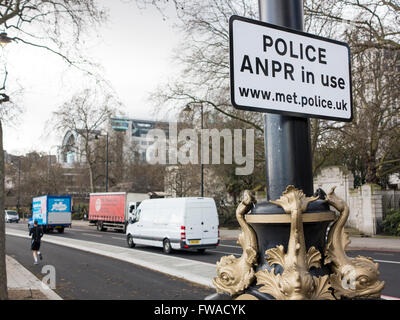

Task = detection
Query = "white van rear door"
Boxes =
[201,206,219,240]
[185,201,219,244]
[185,207,203,244]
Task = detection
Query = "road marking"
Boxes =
[208,250,241,256]
[374,252,394,256]
[375,259,400,265]
[112,237,125,240]
[218,244,241,249]
[69,228,94,233]
[215,250,400,265]
[10,225,400,264]
[174,261,199,267]
[382,295,400,300]
[82,233,102,238]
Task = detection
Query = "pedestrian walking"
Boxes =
[29,220,43,265]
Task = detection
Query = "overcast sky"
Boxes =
[2,1,181,156]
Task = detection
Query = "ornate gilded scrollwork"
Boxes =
[255,186,333,300]
[213,190,258,296]
[213,185,385,300]
[325,187,385,299]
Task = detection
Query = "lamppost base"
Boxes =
[208,186,385,300]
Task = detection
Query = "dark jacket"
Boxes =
[29,226,43,242]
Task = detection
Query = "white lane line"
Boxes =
[375,259,400,265]
[68,228,89,232]
[218,244,241,249]
[112,237,125,240]
[69,229,97,233]
[174,261,199,267]
[213,250,400,265]
[374,252,394,256]
[208,250,241,256]
[12,225,400,264]
[211,253,400,265]
[82,233,102,238]
[382,295,400,300]
[215,250,400,265]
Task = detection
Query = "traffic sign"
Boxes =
[229,15,353,122]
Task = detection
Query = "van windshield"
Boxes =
[6,211,18,216]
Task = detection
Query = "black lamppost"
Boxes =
[105,132,109,192]
[95,131,109,192]
[17,157,20,215]
[183,103,204,197]
[11,157,21,218]
[0,32,12,48]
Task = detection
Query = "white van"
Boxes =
[5,210,19,223]
[126,197,219,254]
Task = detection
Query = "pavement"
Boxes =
[6,255,63,300]
[5,221,400,300]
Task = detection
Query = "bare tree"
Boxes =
[53,89,119,193]
[305,0,400,185]
[165,164,199,197]
[328,47,400,185]
[141,0,400,189]
[0,0,109,300]
[304,0,400,53]
[0,120,6,299]
[0,0,107,73]
[140,1,263,131]
[5,152,68,206]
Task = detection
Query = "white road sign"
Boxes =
[229,15,353,121]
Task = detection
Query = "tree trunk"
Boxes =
[0,120,8,299]
[89,163,94,193]
[365,156,378,184]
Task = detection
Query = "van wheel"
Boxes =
[127,234,135,248]
[163,239,172,254]
[57,227,64,234]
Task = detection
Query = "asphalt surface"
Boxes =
[7,222,244,264]
[5,222,400,299]
[6,235,215,300]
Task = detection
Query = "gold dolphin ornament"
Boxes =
[325,187,385,299]
[213,190,258,296]
[212,185,385,300]
[255,185,333,300]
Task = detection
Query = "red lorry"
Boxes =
[88,192,149,232]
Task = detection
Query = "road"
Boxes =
[6,235,215,299]
[5,222,400,299]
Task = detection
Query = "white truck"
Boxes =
[89,192,150,232]
[126,197,220,254]
[31,195,72,233]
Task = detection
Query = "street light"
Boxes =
[47,145,60,193]
[0,32,12,48]
[183,103,204,197]
[95,131,109,192]
[11,157,21,218]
